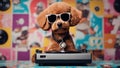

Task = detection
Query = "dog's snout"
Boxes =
[57,22,62,28]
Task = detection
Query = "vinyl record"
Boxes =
[114,0,120,13]
[0,29,8,45]
[0,28,11,48]
[0,0,11,11]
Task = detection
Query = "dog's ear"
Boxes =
[37,9,51,31]
[70,7,82,26]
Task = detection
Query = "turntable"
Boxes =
[35,50,92,66]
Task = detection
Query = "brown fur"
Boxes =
[37,2,83,52]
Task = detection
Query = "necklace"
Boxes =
[52,31,70,52]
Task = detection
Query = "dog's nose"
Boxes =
[57,23,62,28]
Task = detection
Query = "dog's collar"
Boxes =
[52,31,71,52]
[52,31,70,44]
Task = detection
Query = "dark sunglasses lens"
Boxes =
[48,15,56,23]
[61,13,70,21]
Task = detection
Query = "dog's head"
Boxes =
[37,2,82,33]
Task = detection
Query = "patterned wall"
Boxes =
[0,0,120,64]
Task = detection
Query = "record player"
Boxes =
[35,41,92,66]
[35,49,92,66]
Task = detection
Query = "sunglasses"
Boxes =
[46,13,71,23]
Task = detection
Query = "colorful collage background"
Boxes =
[0,0,120,68]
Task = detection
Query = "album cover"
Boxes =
[29,0,47,29]
[104,15,120,34]
[89,13,103,49]
[0,49,16,68]
[13,0,29,14]
[104,49,115,60]
[90,0,104,16]
[0,14,12,28]
[103,0,120,16]
[104,34,116,48]
[0,48,12,61]
[29,0,50,49]
[89,37,103,50]
[12,14,29,49]
[75,0,90,50]
[75,12,103,50]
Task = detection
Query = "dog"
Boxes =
[37,2,83,52]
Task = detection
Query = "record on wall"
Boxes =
[0,0,12,13]
[13,0,29,14]
[0,29,8,45]
[0,0,11,11]
[0,28,11,48]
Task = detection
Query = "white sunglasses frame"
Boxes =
[46,12,71,23]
